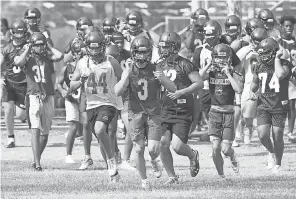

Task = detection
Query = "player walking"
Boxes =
[250,38,292,173]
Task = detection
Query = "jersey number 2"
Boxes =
[258,73,280,93]
[138,79,148,100]
[32,65,46,83]
[161,69,177,91]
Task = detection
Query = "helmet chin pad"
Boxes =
[133,50,151,66]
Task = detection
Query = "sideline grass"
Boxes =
[1,129,296,199]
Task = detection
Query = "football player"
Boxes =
[102,17,117,45]
[109,33,135,170]
[220,15,242,46]
[1,19,29,148]
[157,32,203,184]
[15,32,63,171]
[192,20,223,128]
[24,8,53,46]
[56,39,87,164]
[64,17,93,63]
[250,38,292,173]
[182,8,210,59]
[234,28,268,146]
[277,15,296,142]
[122,10,159,62]
[257,9,280,40]
[243,18,265,43]
[114,36,176,189]
[70,30,122,181]
[199,43,242,178]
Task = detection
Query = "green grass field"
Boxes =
[1,128,296,199]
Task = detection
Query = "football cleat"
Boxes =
[190,150,200,177]
[79,158,93,170]
[267,153,276,170]
[165,175,179,184]
[65,155,75,164]
[141,179,152,190]
[6,138,15,148]
[151,159,162,178]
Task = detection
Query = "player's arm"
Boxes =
[56,65,68,97]
[222,66,243,94]
[69,64,84,91]
[48,45,64,62]
[114,60,131,96]
[183,71,204,94]
[154,65,177,92]
[274,50,290,80]
[109,56,123,80]
[14,43,31,67]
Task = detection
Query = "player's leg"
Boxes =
[287,99,296,141]
[160,126,176,181]
[92,106,118,179]
[2,82,16,148]
[109,111,121,164]
[271,112,287,173]
[257,110,275,169]
[189,92,201,133]
[221,112,239,173]
[241,98,257,145]
[29,95,42,170]
[64,99,79,163]
[208,110,224,177]
[39,96,54,156]
[79,112,93,170]
[147,115,162,178]
[170,121,199,177]
[233,103,242,147]
[129,113,149,188]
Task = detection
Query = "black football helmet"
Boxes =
[125,10,143,36]
[85,30,106,63]
[10,19,28,45]
[211,43,233,71]
[158,32,181,59]
[30,32,47,55]
[250,28,268,49]
[225,15,242,39]
[191,8,210,29]
[102,17,117,35]
[258,9,275,30]
[257,38,279,64]
[76,17,93,39]
[245,18,265,36]
[131,36,152,68]
[24,8,41,27]
[203,20,222,48]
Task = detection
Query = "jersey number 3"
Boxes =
[258,73,280,93]
[138,79,148,100]
[32,65,46,83]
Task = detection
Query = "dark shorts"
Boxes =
[257,110,287,129]
[208,109,235,141]
[128,112,161,142]
[161,109,192,143]
[2,81,27,109]
[87,105,117,133]
[199,89,211,115]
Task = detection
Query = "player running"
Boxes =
[15,32,63,171]
[114,36,176,189]
[199,43,242,178]
[157,32,203,184]
[250,38,292,174]
[70,30,121,181]
[1,19,29,148]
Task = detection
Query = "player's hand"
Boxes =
[221,65,231,76]
[153,70,164,79]
[249,91,258,101]
[60,89,68,98]
[167,90,184,100]
[276,49,283,59]
[123,58,133,77]
[23,43,32,51]
[80,75,88,83]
